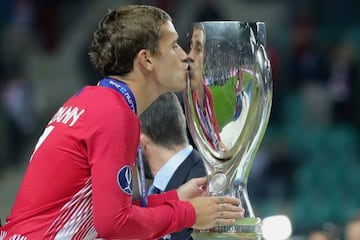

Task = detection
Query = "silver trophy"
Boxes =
[184,21,272,239]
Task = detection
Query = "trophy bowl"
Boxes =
[184,21,273,239]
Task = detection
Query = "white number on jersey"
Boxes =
[30,126,55,161]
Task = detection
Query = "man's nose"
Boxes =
[187,50,195,62]
[178,47,188,61]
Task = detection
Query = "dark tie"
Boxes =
[148,185,161,195]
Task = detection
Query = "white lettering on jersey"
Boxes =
[49,106,85,127]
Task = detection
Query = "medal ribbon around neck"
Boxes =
[98,78,137,113]
[98,77,148,207]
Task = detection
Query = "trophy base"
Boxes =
[192,217,262,240]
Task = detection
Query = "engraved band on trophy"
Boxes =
[184,21,273,239]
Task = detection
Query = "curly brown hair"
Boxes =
[89,5,171,76]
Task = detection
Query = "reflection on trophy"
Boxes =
[184,21,273,239]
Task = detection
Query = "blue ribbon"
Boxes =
[137,146,148,207]
[98,78,137,114]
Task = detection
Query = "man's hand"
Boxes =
[176,177,208,201]
[189,196,244,229]
[176,177,245,229]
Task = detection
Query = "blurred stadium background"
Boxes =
[1,0,360,239]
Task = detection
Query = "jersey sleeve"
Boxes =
[133,189,180,206]
[85,103,195,239]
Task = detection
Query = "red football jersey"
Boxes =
[0,86,195,240]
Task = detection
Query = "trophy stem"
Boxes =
[237,183,255,218]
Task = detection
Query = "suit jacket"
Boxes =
[162,149,206,240]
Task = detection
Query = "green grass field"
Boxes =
[209,71,254,129]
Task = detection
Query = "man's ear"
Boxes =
[137,49,153,71]
[140,133,152,152]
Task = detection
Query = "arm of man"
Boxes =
[88,104,195,240]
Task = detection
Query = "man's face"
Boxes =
[152,20,188,93]
[188,28,205,90]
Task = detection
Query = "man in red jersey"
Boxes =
[0,5,244,240]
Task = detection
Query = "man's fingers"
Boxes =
[213,206,245,227]
[218,203,244,212]
[217,196,241,206]
[217,208,245,218]
[191,195,245,230]
[193,176,208,185]
[214,200,245,224]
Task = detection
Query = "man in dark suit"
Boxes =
[139,92,206,240]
